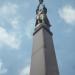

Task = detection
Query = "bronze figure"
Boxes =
[39,0,43,4]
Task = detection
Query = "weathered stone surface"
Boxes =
[30,24,59,75]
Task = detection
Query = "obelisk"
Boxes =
[30,0,59,75]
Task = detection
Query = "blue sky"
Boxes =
[0,0,75,75]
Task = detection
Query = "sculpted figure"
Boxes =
[39,0,43,4]
[35,5,49,25]
[35,0,50,26]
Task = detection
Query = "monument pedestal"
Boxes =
[30,23,59,75]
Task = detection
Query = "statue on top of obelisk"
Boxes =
[36,0,44,14]
[35,0,50,26]
[39,0,43,4]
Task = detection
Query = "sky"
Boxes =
[0,0,75,75]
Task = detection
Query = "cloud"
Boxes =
[9,17,20,29]
[0,60,7,74]
[58,5,75,24]
[0,2,20,30]
[25,19,35,39]
[0,3,22,49]
[0,26,20,49]
[0,3,18,17]
[20,65,30,75]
